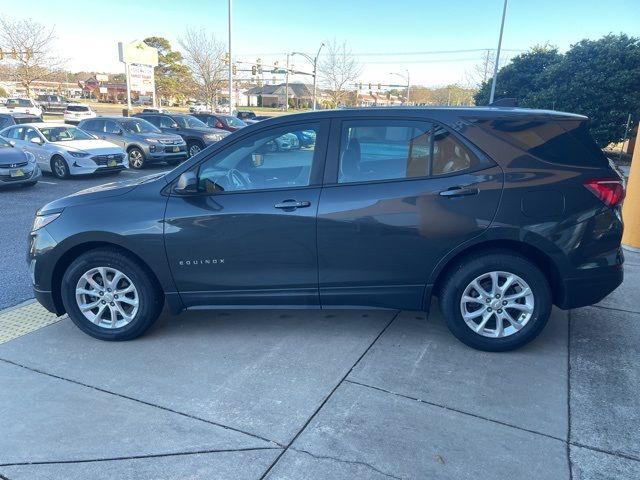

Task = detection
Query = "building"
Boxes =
[0,80,83,98]
[245,83,313,108]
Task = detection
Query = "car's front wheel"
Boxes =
[187,141,204,158]
[439,251,552,352]
[61,248,164,341]
[128,147,145,169]
[51,155,70,179]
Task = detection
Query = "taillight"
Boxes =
[584,179,626,208]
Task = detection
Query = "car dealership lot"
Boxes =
[0,252,639,479]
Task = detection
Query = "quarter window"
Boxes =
[338,120,477,184]
[104,120,121,134]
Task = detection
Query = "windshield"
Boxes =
[174,115,208,129]
[122,118,161,134]
[224,116,246,128]
[39,126,94,142]
[6,99,31,107]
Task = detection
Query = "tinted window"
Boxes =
[83,119,104,132]
[173,115,207,129]
[4,127,22,140]
[104,120,121,134]
[23,127,41,143]
[66,105,90,112]
[141,115,160,127]
[159,116,177,128]
[476,117,608,168]
[0,117,8,129]
[338,120,477,184]
[40,126,93,142]
[121,118,161,134]
[197,123,320,193]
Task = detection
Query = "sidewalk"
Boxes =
[0,252,638,479]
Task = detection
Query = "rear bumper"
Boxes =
[558,263,624,309]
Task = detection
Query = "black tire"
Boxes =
[187,141,204,158]
[438,251,552,352]
[60,248,164,341]
[128,147,146,169]
[51,155,70,179]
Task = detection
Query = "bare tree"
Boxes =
[464,49,497,89]
[318,39,361,107]
[179,28,226,107]
[0,17,62,96]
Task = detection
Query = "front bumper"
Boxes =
[0,164,40,186]
[34,287,60,315]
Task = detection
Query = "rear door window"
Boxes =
[337,119,481,184]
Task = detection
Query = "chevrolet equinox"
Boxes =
[28,108,625,351]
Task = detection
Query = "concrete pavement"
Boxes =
[0,251,638,479]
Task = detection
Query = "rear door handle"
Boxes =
[274,200,311,209]
[439,186,480,197]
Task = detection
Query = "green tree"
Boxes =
[546,34,640,146]
[474,45,563,107]
[474,35,640,146]
[143,36,191,104]
[0,86,8,97]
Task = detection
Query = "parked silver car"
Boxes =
[78,117,187,169]
[0,123,127,179]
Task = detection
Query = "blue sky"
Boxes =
[4,0,640,87]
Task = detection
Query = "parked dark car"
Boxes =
[37,94,69,114]
[78,117,187,169]
[0,136,41,188]
[133,112,229,157]
[193,113,247,132]
[0,113,43,130]
[29,107,625,351]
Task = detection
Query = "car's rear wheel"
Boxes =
[128,147,145,169]
[439,251,552,352]
[187,141,204,158]
[61,248,164,341]
[51,155,70,179]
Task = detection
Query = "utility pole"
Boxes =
[228,0,234,112]
[285,53,289,111]
[489,0,508,104]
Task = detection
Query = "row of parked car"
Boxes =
[0,110,278,188]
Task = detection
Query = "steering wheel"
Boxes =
[226,168,250,190]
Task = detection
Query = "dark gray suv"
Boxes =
[78,117,187,169]
[29,107,625,351]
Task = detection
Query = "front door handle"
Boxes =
[274,200,311,210]
[439,186,480,197]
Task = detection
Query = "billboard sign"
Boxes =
[129,63,154,93]
[118,40,158,67]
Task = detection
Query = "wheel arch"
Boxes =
[428,238,564,308]
[50,241,170,315]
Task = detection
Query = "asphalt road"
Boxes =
[0,164,173,310]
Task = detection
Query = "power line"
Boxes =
[237,48,526,57]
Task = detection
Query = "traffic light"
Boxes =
[252,65,257,75]
[378,83,381,90]
[358,83,362,90]
[368,83,371,90]
[232,64,237,75]
[0,49,3,60]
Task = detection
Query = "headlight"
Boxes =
[205,133,226,142]
[25,151,36,163]
[69,151,89,158]
[145,138,159,143]
[32,213,61,231]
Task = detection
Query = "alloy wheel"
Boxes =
[53,158,67,177]
[460,271,535,338]
[188,144,201,157]
[75,266,139,329]
[128,149,144,168]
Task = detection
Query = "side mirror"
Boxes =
[30,137,43,145]
[173,171,199,195]
[172,123,179,129]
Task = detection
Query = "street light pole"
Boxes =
[489,0,508,105]
[228,0,234,112]
[390,70,410,105]
[285,53,289,111]
[292,43,325,110]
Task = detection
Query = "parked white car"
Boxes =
[64,104,96,125]
[189,102,209,114]
[0,123,127,178]
[0,98,43,118]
